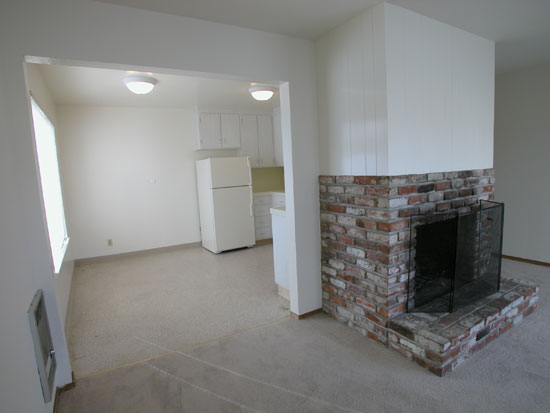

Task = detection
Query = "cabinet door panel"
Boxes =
[199,113,222,149]
[258,115,274,167]
[221,113,241,148]
[240,115,259,167]
[272,108,284,166]
[253,194,271,205]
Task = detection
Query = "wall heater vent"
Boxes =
[27,289,56,403]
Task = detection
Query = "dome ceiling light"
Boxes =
[249,85,276,101]
[123,75,157,95]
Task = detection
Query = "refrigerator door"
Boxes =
[212,186,255,252]
[209,157,251,189]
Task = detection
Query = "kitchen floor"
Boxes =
[59,259,549,413]
[67,243,289,378]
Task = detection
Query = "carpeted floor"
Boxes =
[60,258,549,412]
[67,244,289,377]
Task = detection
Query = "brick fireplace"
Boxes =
[319,169,539,375]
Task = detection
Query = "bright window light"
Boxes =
[31,98,69,274]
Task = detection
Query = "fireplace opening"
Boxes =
[407,200,504,313]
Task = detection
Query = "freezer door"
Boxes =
[209,157,251,188]
[212,186,255,252]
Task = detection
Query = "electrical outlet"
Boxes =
[107,239,113,246]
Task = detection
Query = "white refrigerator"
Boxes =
[196,157,256,253]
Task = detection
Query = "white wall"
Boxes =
[0,1,320,411]
[26,64,57,124]
[494,62,550,263]
[26,64,74,332]
[317,2,495,176]
[57,105,238,259]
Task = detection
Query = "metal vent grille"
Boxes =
[28,289,56,402]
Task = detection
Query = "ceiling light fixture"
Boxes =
[249,85,276,101]
[123,75,157,95]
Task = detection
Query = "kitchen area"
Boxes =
[27,61,292,377]
[194,104,290,300]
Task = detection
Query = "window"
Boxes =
[31,97,69,273]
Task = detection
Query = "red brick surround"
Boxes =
[319,168,539,375]
[319,169,495,343]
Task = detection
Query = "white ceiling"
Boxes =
[96,0,550,74]
[36,64,278,110]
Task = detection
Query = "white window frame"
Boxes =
[30,97,69,274]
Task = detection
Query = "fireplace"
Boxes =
[407,200,504,313]
[319,170,539,375]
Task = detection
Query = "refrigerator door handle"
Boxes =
[249,187,254,216]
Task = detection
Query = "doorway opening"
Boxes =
[25,58,296,378]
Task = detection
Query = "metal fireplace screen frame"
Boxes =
[407,200,504,313]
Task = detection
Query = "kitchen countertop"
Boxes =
[253,190,285,196]
[270,206,286,216]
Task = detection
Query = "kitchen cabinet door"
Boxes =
[221,113,240,148]
[253,194,273,240]
[240,115,259,167]
[272,108,283,166]
[198,113,222,149]
[258,115,275,167]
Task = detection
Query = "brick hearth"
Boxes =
[319,169,539,375]
[388,278,538,376]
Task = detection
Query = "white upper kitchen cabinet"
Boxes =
[197,112,222,149]
[221,113,241,148]
[258,115,275,167]
[240,114,260,167]
[195,110,242,150]
[240,114,275,168]
[272,107,283,166]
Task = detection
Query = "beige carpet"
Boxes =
[67,244,289,377]
[60,258,548,412]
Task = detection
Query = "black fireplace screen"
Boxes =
[407,200,504,313]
